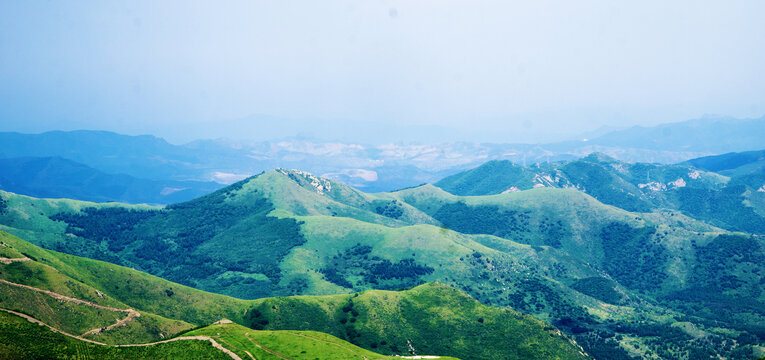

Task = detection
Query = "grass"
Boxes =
[0,311,230,360]
[187,322,454,360]
[1,167,764,359]
[0,230,586,359]
[242,283,587,360]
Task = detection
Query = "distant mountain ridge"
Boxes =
[1,114,764,194]
[588,115,765,153]
[0,156,221,204]
[2,165,763,358]
[436,152,765,234]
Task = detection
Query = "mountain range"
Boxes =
[2,115,764,200]
[0,229,581,359]
[2,148,764,359]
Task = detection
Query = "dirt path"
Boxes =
[0,257,30,264]
[0,278,140,336]
[0,308,108,345]
[284,331,369,360]
[215,336,255,360]
[245,332,293,360]
[0,307,242,360]
[117,336,243,360]
[81,309,141,336]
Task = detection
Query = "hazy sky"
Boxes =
[1,1,764,144]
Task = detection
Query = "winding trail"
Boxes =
[0,257,30,264]
[0,307,242,360]
[0,308,107,345]
[117,336,243,360]
[0,278,140,336]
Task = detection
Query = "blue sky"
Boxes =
[1,1,764,144]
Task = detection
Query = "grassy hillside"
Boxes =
[1,169,764,359]
[0,309,461,360]
[685,149,765,175]
[435,154,765,234]
[241,282,585,360]
[187,322,463,360]
[0,230,583,359]
[0,311,230,360]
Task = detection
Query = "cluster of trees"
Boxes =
[675,185,765,234]
[373,200,404,219]
[0,196,7,214]
[570,277,623,305]
[561,161,653,212]
[537,218,567,248]
[52,207,159,252]
[600,223,667,291]
[48,182,306,298]
[320,244,434,290]
[433,202,532,240]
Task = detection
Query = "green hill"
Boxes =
[0,309,451,360]
[0,311,231,360]
[187,322,463,360]
[241,282,584,360]
[684,149,765,176]
[435,154,765,234]
[0,230,581,359]
[1,168,764,359]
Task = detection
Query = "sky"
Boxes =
[1,0,764,144]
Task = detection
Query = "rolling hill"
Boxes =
[435,153,765,234]
[0,230,582,359]
[1,168,763,358]
[684,149,765,176]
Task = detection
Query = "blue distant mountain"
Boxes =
[0,156,221,204]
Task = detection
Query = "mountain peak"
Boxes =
[275,168,334,195]
[581,152,617,163]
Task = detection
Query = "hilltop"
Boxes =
[436,153,765,234]
[0,230,582,359]
[1,167,763,358]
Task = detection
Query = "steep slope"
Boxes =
[0,230,581,360]
[241,282,585,360]
[391,185,765,336]
[2,170,764,359]
[187,322,463,360]
[436,154,765,234]
[0,311,231,360]
[0,156,221,204]
[685,149,765,176]
[0,309,441,360]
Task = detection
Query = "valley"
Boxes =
[2,150,764,359]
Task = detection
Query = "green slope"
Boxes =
[0,310,432,360]
[434,154,765,234]
[2,168,764,359]
[0,230,581,360]
[684,149,765,176]
[0,311,230,360]
[241,282,585,360]
[188,322,462,360]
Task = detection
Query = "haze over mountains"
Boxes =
[2,115,764,202]
[2,143,765,358]
[2,114,765,359]
[2,117,765,358]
